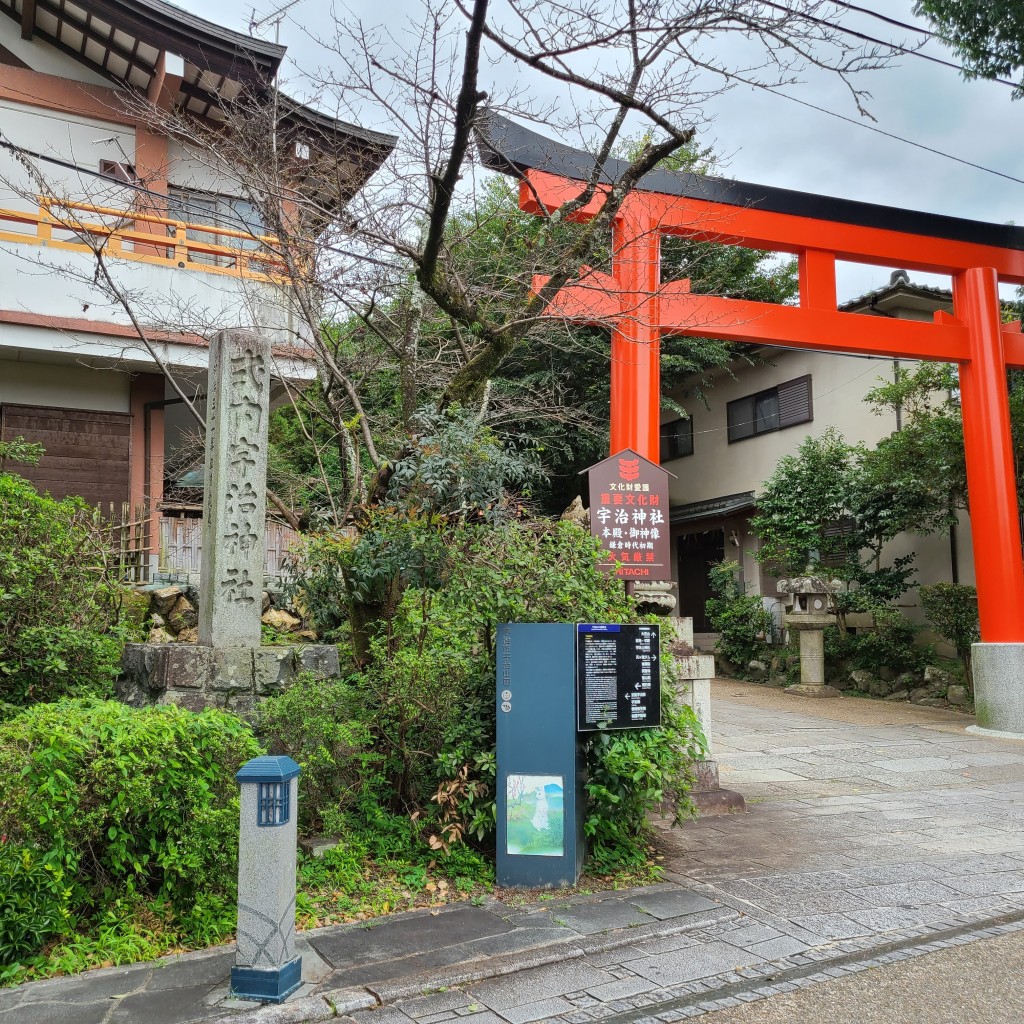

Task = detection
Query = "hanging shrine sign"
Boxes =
[586,449,671,581]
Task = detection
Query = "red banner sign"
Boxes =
[586,448,671,581]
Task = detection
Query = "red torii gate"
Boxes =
[478,114,1024,647]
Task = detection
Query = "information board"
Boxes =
[576,623,661,731]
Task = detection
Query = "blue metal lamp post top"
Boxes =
[236,755,301,784]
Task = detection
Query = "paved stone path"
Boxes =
[5,680,1024,1024]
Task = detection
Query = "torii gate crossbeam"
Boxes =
[477,115,1024,701]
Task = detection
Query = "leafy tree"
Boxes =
[916,2,1024,97]
[863,359,1024,524]
[0,473,137,706]
[919,582,980,691]
[752,429,917,611]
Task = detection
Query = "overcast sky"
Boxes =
[178,0,1024,301]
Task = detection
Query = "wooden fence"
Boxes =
[157,516,300,580]
[95,503,300,584]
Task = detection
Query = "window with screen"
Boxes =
[727,375,812,443]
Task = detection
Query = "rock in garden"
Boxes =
[560,495,590,530]
[885,690,910,701]
[262,590,272,613]
[151,585,182,616]
[924,665,954,689]
[747,659,768,680]
[910,686,933,704]
[868,678,893,697]
[916,697,948,707]
[879,666,896,682]
[168,595,198,633]
[850,669,875,691]
[893,672,916,693]
[261,608,302,632]
[946,684,968,706]
[147,626,174,644]
[296,630,318,642]
[176,627,199,644]
[716,655,737,678]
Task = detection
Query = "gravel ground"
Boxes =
[700,928,1024,1024]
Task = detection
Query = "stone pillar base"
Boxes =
[970,642,1024,736]
[689,759,745,815]
[118,642,340,716]
[785,682,841,699]
[230,958,302,1004]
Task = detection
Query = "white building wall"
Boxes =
[663,343,974,616]
[665,347,902,509]
[0,353,129,412]
[0,99,135,214]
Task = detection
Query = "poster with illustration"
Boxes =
[506,774,564,857]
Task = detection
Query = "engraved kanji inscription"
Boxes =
[221,567,257,605]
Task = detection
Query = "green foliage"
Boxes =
[0,437,45,471]
[0,845,73,967]
[846,609,930,677]
[386,407,542,519]
[288,517,703,871]
[705,560,774,670]
[752,429,917,609]
[585,685,703,872]
[920,582,979,691]
[256,674,381,832]
[0,473,136,705]
[0,699,261,975]
[916,1,1024,97]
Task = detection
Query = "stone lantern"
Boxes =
[778,574,842,698]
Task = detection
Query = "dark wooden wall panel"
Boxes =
[1,404,131,508]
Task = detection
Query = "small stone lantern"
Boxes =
[231,755,302,1004]
[778,574,842,698]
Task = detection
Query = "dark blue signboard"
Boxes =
[496,623,585,887]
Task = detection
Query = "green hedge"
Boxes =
[0,472,135,705]
[0,700,262,974]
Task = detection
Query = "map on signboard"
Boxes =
[585,449,671,581]
[506,774,565,857]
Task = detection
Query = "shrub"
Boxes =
[705,560,775,670]
[0,699,262,970]
[0,473,137,705]
[255,673,380,831]
[920,583,980,692]
[846,607,930,678]
[287,518,704,871]
[0,844,73,967]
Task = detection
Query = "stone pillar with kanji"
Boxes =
[199,330,270,647]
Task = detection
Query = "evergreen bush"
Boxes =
[0,699,261,974]
[0,473,136,705]
[705,560,775,671]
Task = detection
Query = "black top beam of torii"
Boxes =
[474,111,1024,253]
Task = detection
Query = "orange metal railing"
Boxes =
[0,196,286,282]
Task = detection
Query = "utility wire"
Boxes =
[764,1,1021,90]
[751,85,1024,187]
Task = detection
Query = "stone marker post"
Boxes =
[231,755,302,1004]
[200,329,271,648]
[669,617,745,815]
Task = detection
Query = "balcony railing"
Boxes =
[0,197,286,282]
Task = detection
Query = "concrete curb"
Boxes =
[222,987,377,1023]
[342,907,739,1005]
